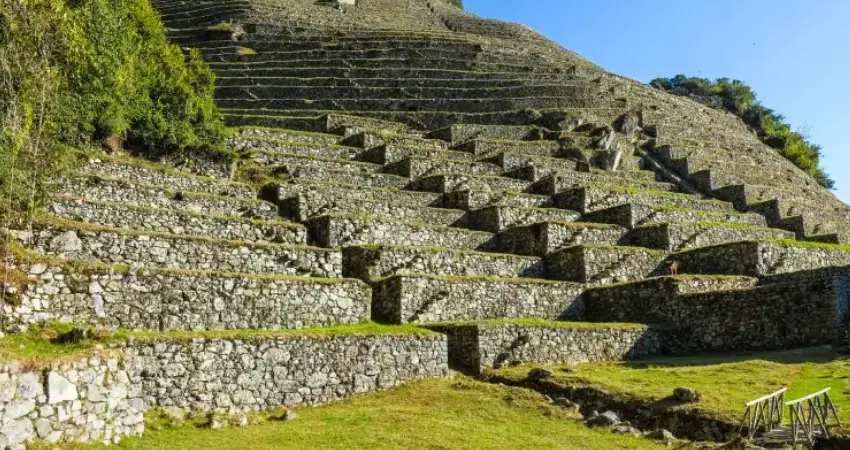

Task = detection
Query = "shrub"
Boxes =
[650,75,833,189]
[0,0,224,219]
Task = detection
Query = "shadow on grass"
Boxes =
[623,345,846,369]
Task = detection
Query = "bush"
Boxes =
[650,75,833,189]
[0,0,224,219]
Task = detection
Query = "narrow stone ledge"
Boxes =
[372,275,583,324]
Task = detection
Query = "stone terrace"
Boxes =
[3,0,850,445]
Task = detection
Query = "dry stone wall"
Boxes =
[583,276,849,352]
[0,354,144,447]
[17,225,342,278]
[675,241,850,277]
[434,323,666,374]
[119,334,449,411]
[49,198,306,244]
[372,276,583,324]
[7,263,370,331]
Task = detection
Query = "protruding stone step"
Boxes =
[625,222,794,252]
[495,222,627,256]
[372,275,583,324]
[545,245,667,285]
[342,245,544,280]
[59,174,279,220]
[17,221,342,277]
[49,196,307,245]
[582,203,768,229]
[407,174,529,195]
[554,184,734,214]
[307,214,494,250]
[14,261,370,331]
[383,157,503,179]
[672,240,850,277]
[465,206,580,232]
[432,320,666,374]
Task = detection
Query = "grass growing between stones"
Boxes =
[492,346,850,425]
[38,378,667,450]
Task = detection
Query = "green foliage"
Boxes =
[650,75,833,189]
[0,0,224,219]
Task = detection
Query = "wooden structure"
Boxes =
[786,388,841,446]
[740,387,787,439]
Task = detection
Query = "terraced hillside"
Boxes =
[1,0,849,447]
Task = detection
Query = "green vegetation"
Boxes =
[0,321,436,364]
[0,0,224,219]
[649,75,833,188]
[430,318,648,330]
[39,378,665,450]
[494,346,850,424]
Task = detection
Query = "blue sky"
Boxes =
[465,0,849,202]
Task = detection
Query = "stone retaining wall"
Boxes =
[120,334,449,411]
[544,245,667,284]
[0,354,144,447]
[17,225,342,278]
[59,176,278,220]
[496,223,625,256]
[82,158,253,198]
[434,323,666,374]
[49,198,306,245]
[7,264,369,331]
[372,276,583,324]
[583,276,848,352]
[674,241,850,277]
[308,215,493,250]
[342,245,544,280]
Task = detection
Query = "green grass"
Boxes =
[0,322,436,365]
[39,378,666,450]
[493,346,850,424]
[430,318,648,331]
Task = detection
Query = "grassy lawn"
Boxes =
[41,378,667,450]
[494,346,850,425]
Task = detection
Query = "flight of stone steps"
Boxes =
[12,113,850,380]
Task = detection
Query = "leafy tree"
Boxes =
[650,75,833,189]
[0,0,224,219]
